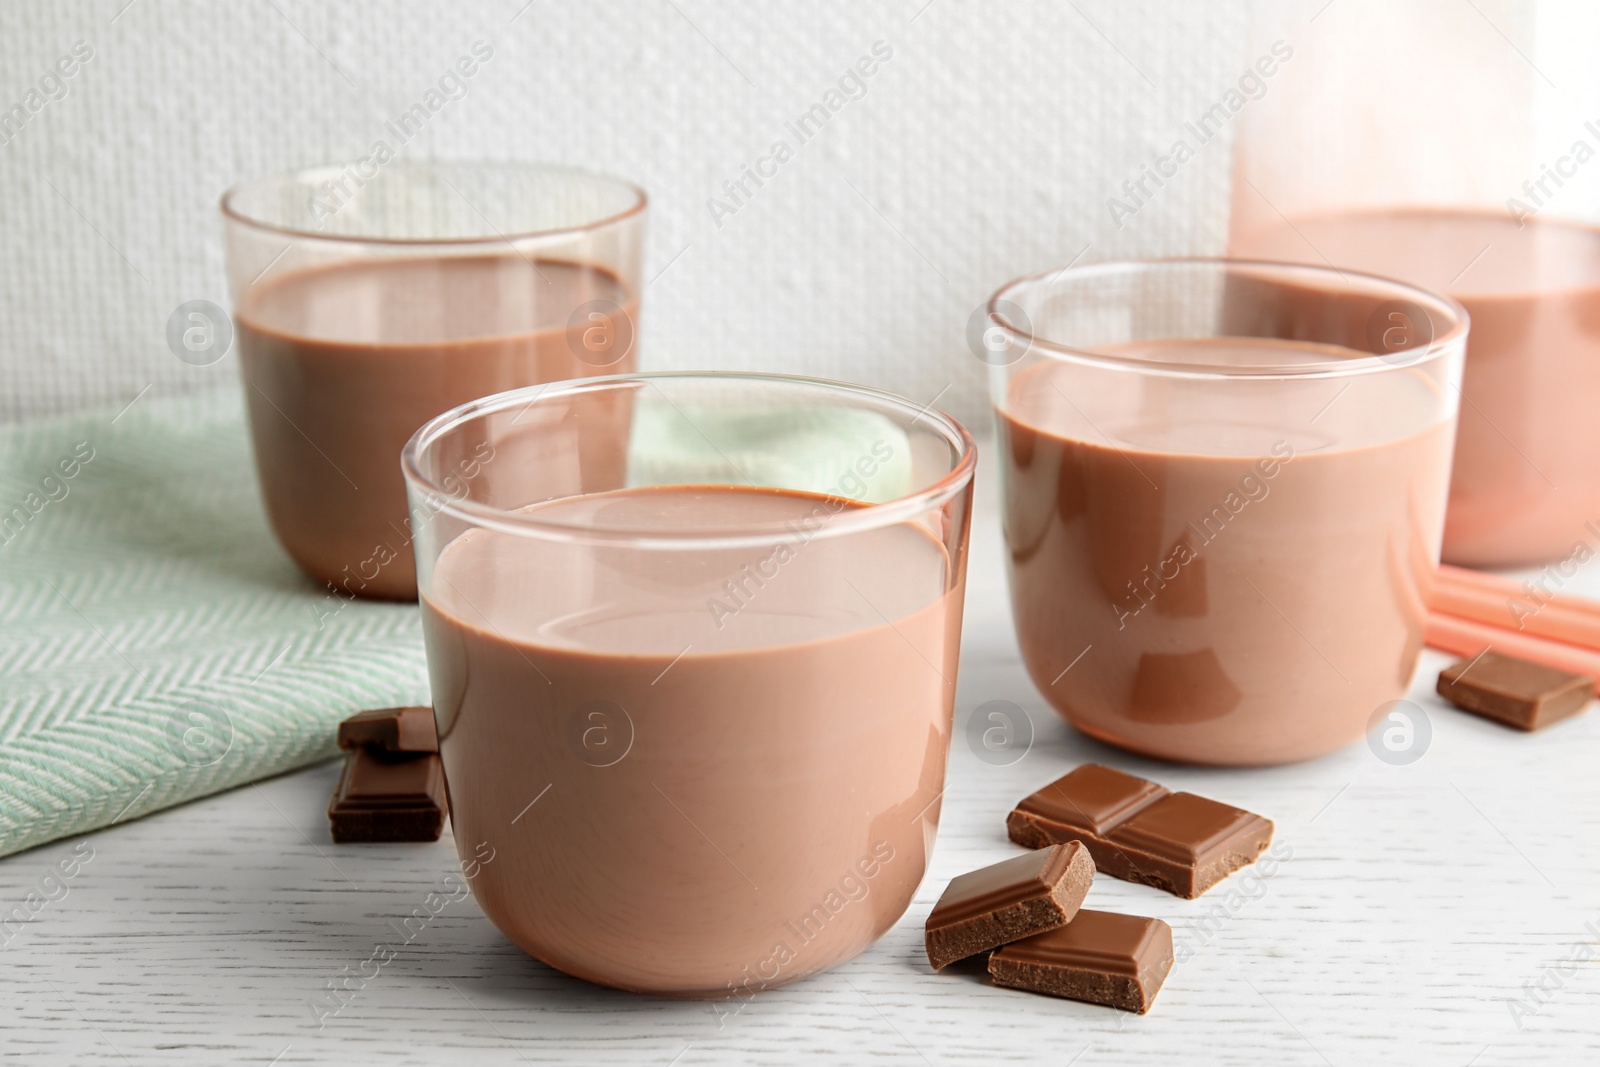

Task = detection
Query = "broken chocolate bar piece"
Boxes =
[1102,792,1274,898]
[328,748,447,843]
[924,843,1095,970]
[1007,764,1272,898]
[988,909,1174,1013]
[337,705,438,753]
[1008,763,1169,848]
[1437,651,1593,731]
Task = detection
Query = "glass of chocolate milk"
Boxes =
[989,259,1466,765]
[1229,0,1600,566]
[401,372,976,995]
[221,162,645,600]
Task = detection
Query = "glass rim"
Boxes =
[987,256,1471,380]
[400,371,978,549]
[219,160,648,247]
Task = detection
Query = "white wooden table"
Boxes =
[3,451,1597,1066]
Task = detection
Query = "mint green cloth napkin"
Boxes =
[0,390,429,859]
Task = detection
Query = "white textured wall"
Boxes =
[0,0,1252,426]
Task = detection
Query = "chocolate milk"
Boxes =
[1000,340,1454,765]
[1232,208,1600,566]
[421,485,964,995]
[237,254,638,600]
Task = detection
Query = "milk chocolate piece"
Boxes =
[1007,764,1272,898]
[1008,763,1169,843]
[1103,793,1274,898]
[924,843,1095,970]
[337,705,438,753]
[328,749,447,843]
[988,909,1174,1013]
[1436,651,1593,731]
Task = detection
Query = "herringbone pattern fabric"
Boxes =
[0,390,429,858]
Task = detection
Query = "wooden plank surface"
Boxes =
[2,453,1597,1065]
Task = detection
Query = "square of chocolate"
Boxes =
[988,909,1174,1013]
[328,749,447,843]
[1436,651,1593,731]
[337,705,439,753]
[924,843,1095,970]
[1104,793,1274,899]
[1007,764,1169,849]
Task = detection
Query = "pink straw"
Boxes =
[1425,610,1600,687]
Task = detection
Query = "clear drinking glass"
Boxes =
[221,162,646,600]
[401,372,976,996]
[1229,0,1600,566]
[988,259,1466,765]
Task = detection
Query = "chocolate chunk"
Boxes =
[1008,763,1169,842]
[1007,764,1272,898]
[988,909,1174,1013]
[1436,651,1593,731]
[337,705,438,753]
[924,843,1095,970]
[1102,793,1274,898]
[328,749,447,843]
